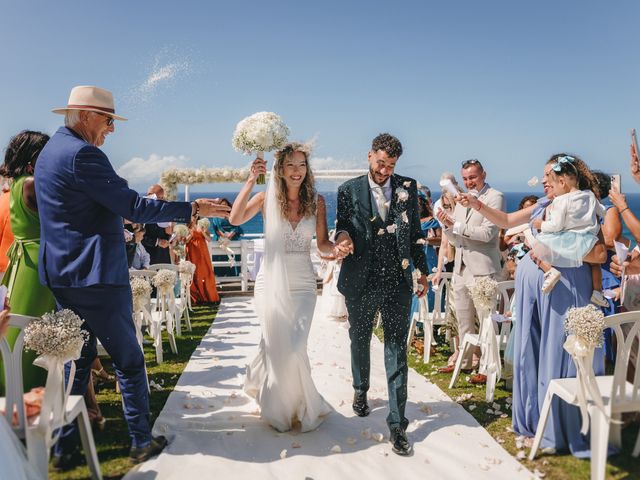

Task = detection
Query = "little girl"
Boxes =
[530,155,608,307]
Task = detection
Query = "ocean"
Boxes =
[189,190,640,243]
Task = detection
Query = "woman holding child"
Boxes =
[459,154,607,457]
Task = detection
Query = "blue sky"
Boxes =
[1,0,639,193]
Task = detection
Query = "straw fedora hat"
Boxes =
[52,86,127,121]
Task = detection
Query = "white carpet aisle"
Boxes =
[125,296,533,480]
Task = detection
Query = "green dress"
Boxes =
[0,176,56,392]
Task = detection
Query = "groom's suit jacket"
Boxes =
[336,173,428,298]
[35,127,193,288]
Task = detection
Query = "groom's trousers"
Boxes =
[346,279,412,431]
[51,284,151,456]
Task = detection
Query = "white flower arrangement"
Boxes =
[396,187,409,202]
[178,260,196,276]
[564,304,605,348]
[152,269,177,293]
[197,217,210,231]
[130,277,152,310]
[232,112,290,155]
[23,309,89,360]
[159,167,250,200]
[173,224,189,239]
[469,276,498,312]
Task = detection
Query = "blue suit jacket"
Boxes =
[35,127,192,288]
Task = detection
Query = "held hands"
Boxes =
[249,157,267,184]
[333,232,354,259]
[194,198,232,218]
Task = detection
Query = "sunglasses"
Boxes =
[461,159,483,169]
[95,112,115,127]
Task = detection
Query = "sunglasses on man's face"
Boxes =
[95,112,115,127]
[461,159,482,169]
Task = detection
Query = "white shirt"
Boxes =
[541,190,605,236]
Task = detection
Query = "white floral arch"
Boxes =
[159,167,367,200]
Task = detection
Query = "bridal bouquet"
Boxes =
[24,309,88,360]
[469,276,498,313]
[232,111,290,184]
[130,277,152,310]
[152,269,177,295]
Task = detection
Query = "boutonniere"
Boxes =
[396,187,409,202]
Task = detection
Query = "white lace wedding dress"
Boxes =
[244,214,331,432]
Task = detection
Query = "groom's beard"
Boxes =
[369,167,390,186]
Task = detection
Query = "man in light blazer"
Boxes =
[36,86,230,470]
[436,159,505,382]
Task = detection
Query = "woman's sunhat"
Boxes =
[52,85,127,121]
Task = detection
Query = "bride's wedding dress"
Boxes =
[244,213,331,432]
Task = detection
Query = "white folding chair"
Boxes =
[0,314,36,440]
[449,279,514,402]
[407,272,452,364]
[529,311,640,479]
[148,265,179,358]
[26,353,102,479]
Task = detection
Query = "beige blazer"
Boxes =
[447,185,505,276]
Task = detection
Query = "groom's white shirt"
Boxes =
[368,174,391,219]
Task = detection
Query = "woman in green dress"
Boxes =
[0,130,55,392]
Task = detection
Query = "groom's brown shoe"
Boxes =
[352,392,370,417]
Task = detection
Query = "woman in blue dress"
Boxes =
[459,154,607,457]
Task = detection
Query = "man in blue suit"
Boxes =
[35,86,230,468]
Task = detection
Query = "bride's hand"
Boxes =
[249,158,267,183]
[333,232,354,259]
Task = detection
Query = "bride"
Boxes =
[229,142,341,432]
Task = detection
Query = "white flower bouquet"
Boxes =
[469,276,498,313]
[24,309,89,360]
[152,269,177,294]
[178,260,196,277]
[173,224,189,239]
[232,111,290,184]
[564,304,605,348]
[130,276,152,310]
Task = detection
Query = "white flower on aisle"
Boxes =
[24,309,88,359]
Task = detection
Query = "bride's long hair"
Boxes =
[273,142,316,219]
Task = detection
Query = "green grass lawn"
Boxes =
[402,332,640,480]
[50,304,218,480]
[49,305,639,479]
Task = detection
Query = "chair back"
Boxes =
[429,272,452,323]
[129,269,155,278]
[605,311,640,409]
[496,280,515,314]
[0,314,37,438]
[147,263,179,272]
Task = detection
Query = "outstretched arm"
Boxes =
[229,158,266,226]
[457,192,535,228]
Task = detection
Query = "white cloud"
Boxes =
[117,154,190,185]
[310,156,363,170]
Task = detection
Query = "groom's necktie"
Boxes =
[372,186,390,221]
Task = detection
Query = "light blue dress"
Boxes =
[512,199,604,458]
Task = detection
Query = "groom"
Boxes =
[335,133,428,456]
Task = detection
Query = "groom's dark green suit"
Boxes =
[337,173,427,431]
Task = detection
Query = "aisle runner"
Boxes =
[126,296,532,480]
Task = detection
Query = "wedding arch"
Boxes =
[159,167,367,200]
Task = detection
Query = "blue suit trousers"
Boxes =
[52,284,151,455]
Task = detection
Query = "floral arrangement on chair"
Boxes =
[152,269,177,295]
[563,304,607,434]
[172,224,189,260]
[469,276,499,313]
[130,276,152,311]
[24,309,88,360]
[178,260,196,282]
[232,111,290,184]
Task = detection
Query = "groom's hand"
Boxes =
[416,274,429,298]
[334,232,354,259]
